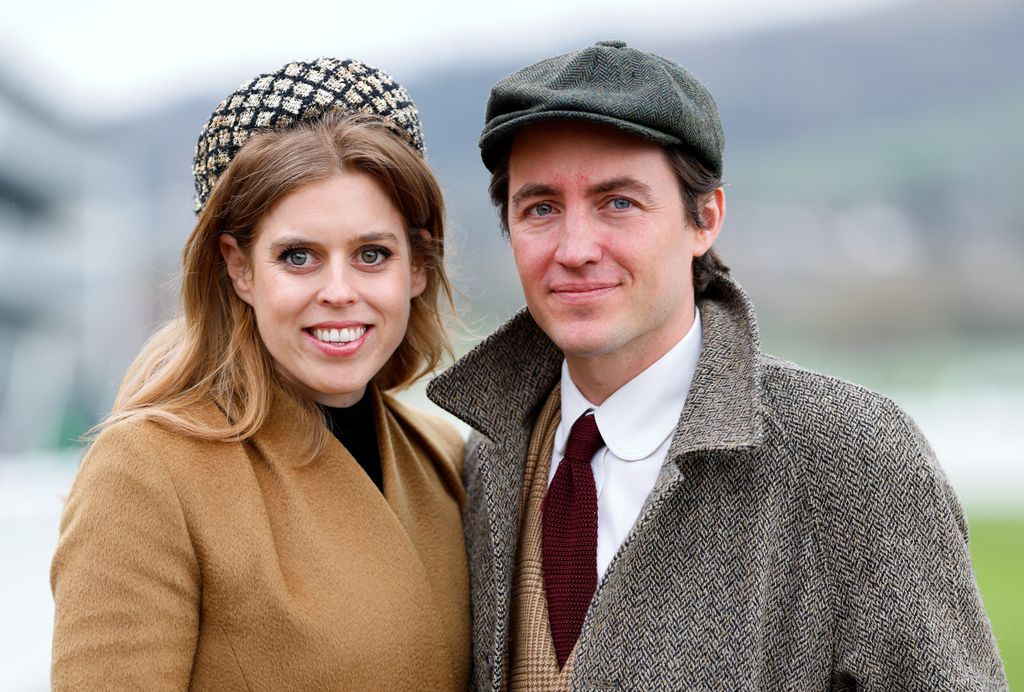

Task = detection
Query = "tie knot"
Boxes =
[564,413,604,464]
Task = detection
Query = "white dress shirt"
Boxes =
[549,308,703,579]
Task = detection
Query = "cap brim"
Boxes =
[479,110,682,172]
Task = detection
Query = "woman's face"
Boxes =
[221,172,426,407]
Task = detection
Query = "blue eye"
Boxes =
[610,198,632,210]
[282,248,312,267]
[532,203,554,217]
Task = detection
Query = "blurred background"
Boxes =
[1,0,1021,687]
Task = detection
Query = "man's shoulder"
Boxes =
[758,352,906,431]
[755,352,946,501]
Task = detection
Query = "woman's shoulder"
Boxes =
[81,399,236,482]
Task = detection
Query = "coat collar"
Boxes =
[428,309,563,444]
[428,273,765,457]
[249,383,446,470]
[668,274,766,456]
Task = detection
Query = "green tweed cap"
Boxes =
[480,40,724,176]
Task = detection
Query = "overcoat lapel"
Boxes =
[477,432,526,677]
[429,310,562,686]
[670,278,765,456]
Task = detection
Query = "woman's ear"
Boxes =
[219,234,254,306]
[410,229,430,299]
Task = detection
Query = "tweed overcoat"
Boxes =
[51,385,470,690]
[427,274,1006,691]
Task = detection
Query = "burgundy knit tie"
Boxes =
[541,412,605,668]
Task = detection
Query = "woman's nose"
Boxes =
[317,264,359,306]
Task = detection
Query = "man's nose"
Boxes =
[553,209,603,267]
[317,263,359,306]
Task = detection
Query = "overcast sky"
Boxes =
[1,0,905,121]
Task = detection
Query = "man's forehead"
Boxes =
[507,121,672,183]
[510,119,659,154]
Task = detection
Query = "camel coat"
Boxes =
[51,386,470,690]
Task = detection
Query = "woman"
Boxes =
[50,58,469,690]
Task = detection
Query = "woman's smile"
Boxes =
[306,324,372,355]
[225,172,427,408]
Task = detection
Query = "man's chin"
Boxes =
[550,333,623,361]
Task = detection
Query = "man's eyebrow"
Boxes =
[587,177,655,197]
[510,178,655,207]
[510,183,558,208]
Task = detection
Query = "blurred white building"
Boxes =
[0,69,151,453]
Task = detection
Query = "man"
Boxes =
[428,40,1006,690]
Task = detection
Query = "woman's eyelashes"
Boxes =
[275,244,394,270]
[278,245,316,268]
[355,245,393,267]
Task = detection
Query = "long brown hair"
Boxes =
[98,111,454,455]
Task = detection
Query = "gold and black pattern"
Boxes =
[192,57,424,214]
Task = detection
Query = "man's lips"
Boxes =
[549,283,618,301]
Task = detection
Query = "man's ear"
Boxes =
[218,234,254,306]
[692,187,726,257]
[410,229,430,299]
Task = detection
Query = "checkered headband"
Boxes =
[192,57,424,213]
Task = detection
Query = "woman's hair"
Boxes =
[97,111,454,454]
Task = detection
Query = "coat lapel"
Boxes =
[590,275,768,594]
[429,309,562,686]
[670,276,766,457]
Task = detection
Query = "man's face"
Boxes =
[506,121,721,396]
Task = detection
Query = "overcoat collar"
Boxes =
[429,310,561,444]
[428,273,766,458]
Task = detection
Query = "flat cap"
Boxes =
[480,40,724,176]
[193,57,423,214]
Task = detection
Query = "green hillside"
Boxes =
[971,514,1024,687]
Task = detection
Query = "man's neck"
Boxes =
[564,310,698,406]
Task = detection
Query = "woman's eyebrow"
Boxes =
[351,231,401,244]
[268,231,401,251]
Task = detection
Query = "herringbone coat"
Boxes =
[427,274,1006,691]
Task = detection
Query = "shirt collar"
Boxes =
[557,307,703,461]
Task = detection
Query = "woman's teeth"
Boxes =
[312,326,366,343]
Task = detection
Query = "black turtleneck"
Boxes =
[321,389,383,492]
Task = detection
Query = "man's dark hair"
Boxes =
[487,144,729,297]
